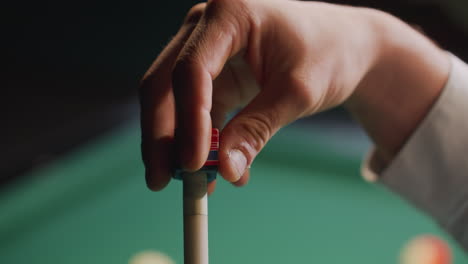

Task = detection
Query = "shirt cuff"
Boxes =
[361,54,468,250]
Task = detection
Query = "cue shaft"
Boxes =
[183,171,209,264]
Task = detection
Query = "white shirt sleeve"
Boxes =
[361,54,468,251]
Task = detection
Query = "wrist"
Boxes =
[345,9,450,164]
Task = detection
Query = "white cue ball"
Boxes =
[129,250,175,264]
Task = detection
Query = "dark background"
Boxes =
[2,0,467,187]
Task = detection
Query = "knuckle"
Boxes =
[203,0,253,49]
[204,0,226,19]
[184,3,206,24]
[206,0,231,11]
[205,0,250,21]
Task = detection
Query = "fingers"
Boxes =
[172,0,255,171]
[219,75,312,184]
[139,3,206,191]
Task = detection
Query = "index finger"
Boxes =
[139,3,206,191]
[172,0,254,171]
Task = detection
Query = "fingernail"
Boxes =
[228,149,247,182]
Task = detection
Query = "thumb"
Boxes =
[219,79,310,183]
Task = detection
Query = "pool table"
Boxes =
[1,120,466,264]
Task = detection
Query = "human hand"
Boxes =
[139,0,448,192]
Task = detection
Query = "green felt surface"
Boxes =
[0,122,466,264]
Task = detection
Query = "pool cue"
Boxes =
[183,171,209,264]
